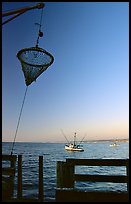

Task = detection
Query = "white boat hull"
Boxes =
[110,143,119,147]
[65,145,84,152]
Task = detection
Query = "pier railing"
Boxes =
[2,154,44,202]
[56,158,129,202]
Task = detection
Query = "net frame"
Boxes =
[17,46,54,86]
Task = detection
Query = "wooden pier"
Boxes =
[2,154,44,202]
[2,155,129,202]
[56,158,129,202]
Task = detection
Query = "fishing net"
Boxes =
[17,46,54,86]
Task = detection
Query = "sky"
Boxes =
[2,2,129,143]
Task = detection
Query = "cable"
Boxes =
[36,6,44,47]
[11,86,28,155]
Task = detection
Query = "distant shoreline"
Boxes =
[84,139,129,143]
[2,138,129,143]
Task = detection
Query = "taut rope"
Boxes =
[11,86,28,155]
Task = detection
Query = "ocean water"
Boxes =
[2,141,129,202]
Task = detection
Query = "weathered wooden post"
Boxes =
[39,156,43,202]
[2,155,17,201]
[57,161,74,188]
[17,154,22,199]
[10,155,16,170]
[126,162,129,193]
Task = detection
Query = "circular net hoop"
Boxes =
[17,47,54,86]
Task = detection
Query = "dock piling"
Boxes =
[17,154,22,199]
[39,155,44,202]
[57,161,74,188]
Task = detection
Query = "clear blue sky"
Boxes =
[2,2,129,142]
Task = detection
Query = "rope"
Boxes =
[36,6,44,47]
[11,86,28,155]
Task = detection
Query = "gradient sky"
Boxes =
[2,2,129,143]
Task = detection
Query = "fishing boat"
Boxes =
[64,132,84,152]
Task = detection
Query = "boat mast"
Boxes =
[74,132,76,146]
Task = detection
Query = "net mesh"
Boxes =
[17,47,54,86]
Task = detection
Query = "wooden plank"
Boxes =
[56,158,129,202]
[2,155,17,162]
[66,158,129,166]
[74,174,128,183]
[56,189,129,202]
[9,198,39,202]
[2,179,14,201]
[2,167,15,176]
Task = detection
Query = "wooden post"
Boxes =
[57,161,74,188]
[126,164,129,192]
[39,156,43,202]
[17,155,22,199]
[10,156,16,169]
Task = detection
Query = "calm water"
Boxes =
[2,141,129,202]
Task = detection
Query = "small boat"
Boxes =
[109,142,119,147]
[64,132,84,152]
